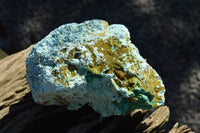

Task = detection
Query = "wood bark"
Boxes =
[0,46,194,133]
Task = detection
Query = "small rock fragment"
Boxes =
[26,19,165,117]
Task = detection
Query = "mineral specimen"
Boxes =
[26,19,165,117]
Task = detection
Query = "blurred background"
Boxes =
[0,0,200,132]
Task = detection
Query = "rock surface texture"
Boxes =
[26,20,165,117]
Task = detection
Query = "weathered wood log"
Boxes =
[0,46,194,133]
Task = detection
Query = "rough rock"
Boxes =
[26,19,165,117]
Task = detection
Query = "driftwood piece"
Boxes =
[169,123,194,133]
[0,46,195,133]
[135,106,170,133]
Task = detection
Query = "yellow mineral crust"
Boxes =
[84,37,164,108]
[52,64,77,87]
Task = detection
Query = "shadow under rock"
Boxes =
[0,92,98,133]
[0,91,149,133]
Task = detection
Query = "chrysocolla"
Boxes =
[26,19,165,117]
